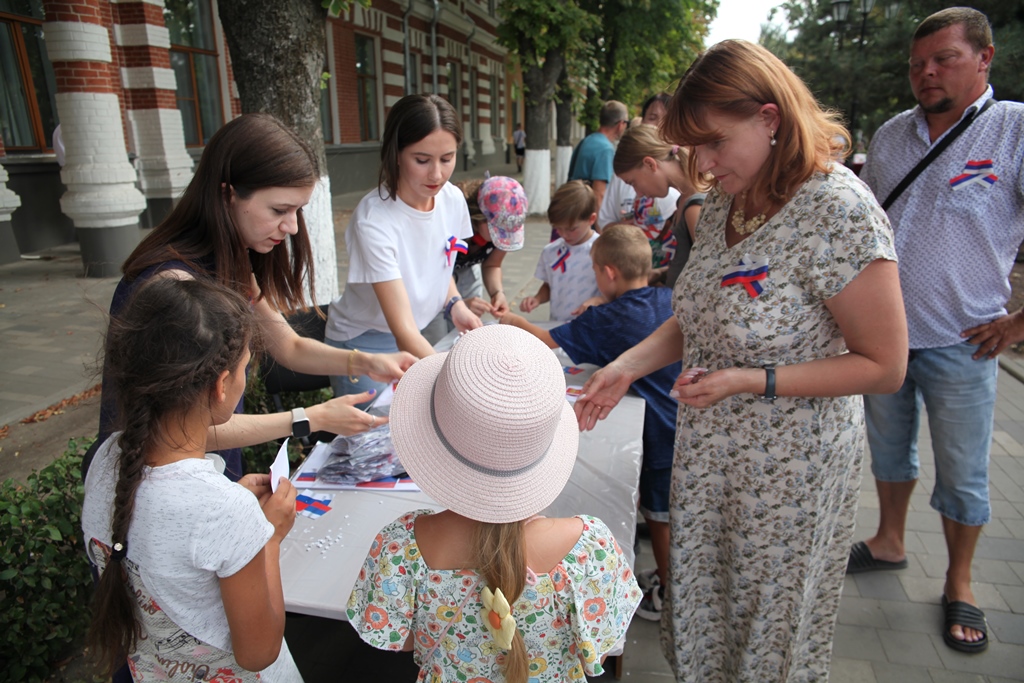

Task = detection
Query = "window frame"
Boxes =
[165,0,223,147]
[354,31,379,142]
[0,8,55,152]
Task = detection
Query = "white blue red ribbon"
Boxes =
[445,235,469,266]
[950,159,998,191]
[551,247,570,273]
[721,254,769,298]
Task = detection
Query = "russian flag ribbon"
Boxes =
[445,235,469,266]
[950,159,998,191]
[551,248,570,273]
[721,254,770,298]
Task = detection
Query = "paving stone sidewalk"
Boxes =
[1,162,1022,680]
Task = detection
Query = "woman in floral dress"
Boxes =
[574,41,908,682]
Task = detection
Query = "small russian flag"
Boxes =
[445,235,469,266]
[551,248,570,273]
[950,159,998,191]
[721,255,770,298]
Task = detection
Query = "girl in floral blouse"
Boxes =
[347,325,641,682]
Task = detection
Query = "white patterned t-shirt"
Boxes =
[534,232,601,321]
[861,87,1024,349]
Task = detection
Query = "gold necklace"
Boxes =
[731,191,768,235]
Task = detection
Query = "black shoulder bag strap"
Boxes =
[881,97,997,211]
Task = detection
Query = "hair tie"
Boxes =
[670,145,680,157]
[110,541,127,563]
[481,587,517,649]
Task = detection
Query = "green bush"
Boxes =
[0,438,95,683]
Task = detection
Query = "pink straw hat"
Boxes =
[390,325,579,523]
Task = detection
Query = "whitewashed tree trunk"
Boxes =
[305,174,338,305]
[523,149,551,216]
[554,146,572,189]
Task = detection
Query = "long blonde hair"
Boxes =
[613,125,682,176]
[474,521,529,683]
[663,40,850,205]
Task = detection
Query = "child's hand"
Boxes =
[499,312,525,327]
[450,300,483,333]
[520,296,540,313]
[261,477,297,542]
[464,296,492,317]
[490,291,509,318]
[238,473,271,500]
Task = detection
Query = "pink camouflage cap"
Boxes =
[478,176,526,251]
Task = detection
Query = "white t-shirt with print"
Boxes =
[535,232,601,322]
[598,175,679,236]
[326,182,473,341]
[81,435,302,681]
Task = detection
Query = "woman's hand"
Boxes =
[519,296,540,313]
[307,391,390,435]
[490,291,510,318]
[238,473,271,500]
[260,477,297,543]
[574,361,635,431]
[464,296,492,317]
[670,367,762,408]
[450,300,483,333]
[359,351,418,383]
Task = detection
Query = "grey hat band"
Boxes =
[430,379,550,479]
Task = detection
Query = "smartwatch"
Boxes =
[759,366,777,404]
[291,407,311,438]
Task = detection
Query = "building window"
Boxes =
[164,0,223,146]
[469,69,478,139]
[354,33,378,141]
[490,73,500,131]
[0,1,58,152]
[445,61,460,118]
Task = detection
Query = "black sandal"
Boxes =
[941,595,989,654]
[846,541,908,574]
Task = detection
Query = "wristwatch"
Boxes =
[759,366,777,404]
[291,407,311,438]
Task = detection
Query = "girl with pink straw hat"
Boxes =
[347,325,641,682]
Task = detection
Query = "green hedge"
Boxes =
[0,438,95,683]
[242,371,331,475]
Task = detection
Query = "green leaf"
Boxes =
[389,631,401,643]
[0,568,16,580]
[44,526,62,542]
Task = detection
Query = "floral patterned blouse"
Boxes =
[347,510,641,682]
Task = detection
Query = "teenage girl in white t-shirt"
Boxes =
[325,94,484,398]
[83,277,301,682]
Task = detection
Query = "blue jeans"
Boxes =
[864,342,996,526]
[325,329,399,405]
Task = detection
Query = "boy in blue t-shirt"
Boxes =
[501,223,680,621]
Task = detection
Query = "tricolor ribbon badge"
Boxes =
[721,254,769,298]
[950,159,998,191]
[445,235,469,266]
[551,247,570,273]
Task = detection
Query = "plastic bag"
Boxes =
[315,424,406,485]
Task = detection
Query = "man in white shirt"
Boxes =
[851,7,1024,655]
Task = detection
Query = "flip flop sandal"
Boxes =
[942,595,989,654]
[846,541,909,574]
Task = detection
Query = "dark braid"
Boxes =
[87,278,258,675]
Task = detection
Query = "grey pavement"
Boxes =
[2,160,1022,680]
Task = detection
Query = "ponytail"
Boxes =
[474,521,530,683]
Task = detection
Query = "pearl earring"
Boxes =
[770,129,776,147]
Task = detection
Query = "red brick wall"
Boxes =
[333,22,361,144]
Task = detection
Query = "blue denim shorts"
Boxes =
[325,329,399,407]
[638,465,671,523]
[864,342,997,526]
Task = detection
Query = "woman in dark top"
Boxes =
[99,114,415,480]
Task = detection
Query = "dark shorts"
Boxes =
[515,145,525,157]
[638,465,671,523]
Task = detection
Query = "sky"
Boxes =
[705,0,786,45]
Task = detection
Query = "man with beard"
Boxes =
[850,6,1024,656]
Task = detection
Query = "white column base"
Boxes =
[128,108,195,198]
[0,164,22,222]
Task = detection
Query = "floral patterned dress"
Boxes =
[347,511,641,682]
[664,165,896,682]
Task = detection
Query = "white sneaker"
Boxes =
[636,567,660,592]
[636,585,663,622]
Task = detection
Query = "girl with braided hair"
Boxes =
[82,278,302,682]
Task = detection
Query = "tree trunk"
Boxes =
[520,44,564,214]
[217,0,338,305]
[554,63,574,188]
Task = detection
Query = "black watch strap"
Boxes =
[760,366,777,404]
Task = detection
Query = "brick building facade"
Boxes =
[0,0,521,273]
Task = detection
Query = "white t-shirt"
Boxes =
[326,183,473,341]
[598,175,680,234]
[535,232,601,321]
[81,436,301,681]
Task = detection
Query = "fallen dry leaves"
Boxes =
[19,383,102,425]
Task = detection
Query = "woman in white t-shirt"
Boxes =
[83,278,301,682]
[325,94,483,398]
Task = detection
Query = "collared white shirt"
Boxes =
[862,86,1024,349]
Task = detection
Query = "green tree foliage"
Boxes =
[765,0,1024,145]
[579,0,717,125]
